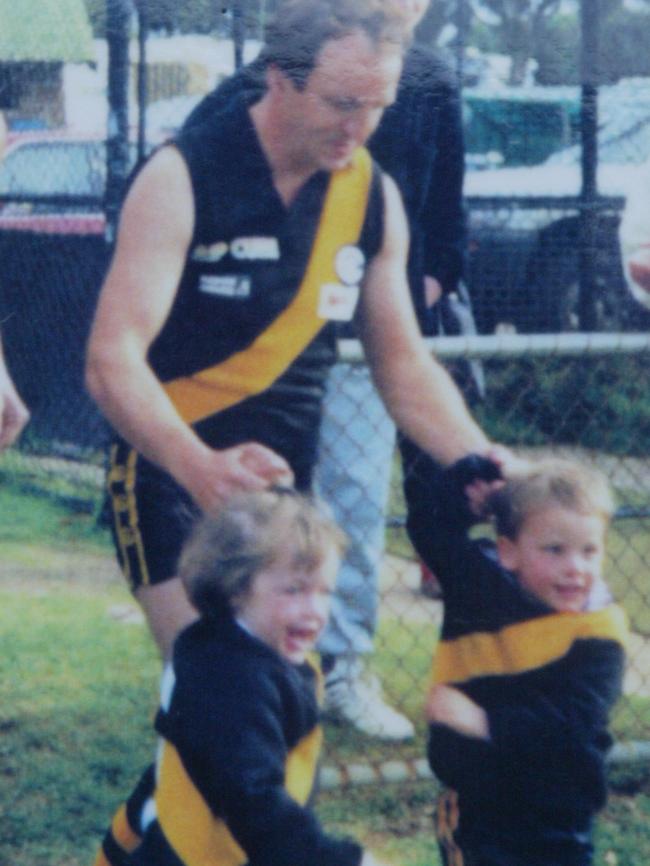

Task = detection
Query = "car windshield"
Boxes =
[0,141,106,198]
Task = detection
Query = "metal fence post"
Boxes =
[454,0,469,87]
[105,0,133,244]
[233,0,246,71]
[135,5,149,166]
[579,0,600,331]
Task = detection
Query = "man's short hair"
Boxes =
[179,487,346,618]
[260,0,411,89]
[489,458,615,540]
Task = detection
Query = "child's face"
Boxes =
[234,546,339,664]
[497,505,606,612]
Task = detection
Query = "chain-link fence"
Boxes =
[311,334,650,776]
[2,334,649,777]
[466,197,650,336]
[2,2,650,783]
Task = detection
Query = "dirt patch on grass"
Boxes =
[0,546,122,590]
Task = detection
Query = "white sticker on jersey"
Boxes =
[191,241,229,263]
[199,274,251,298]
[318,282,360,321]
[160,662,176,712]
[335,245,366,286]
[231,236,280,261]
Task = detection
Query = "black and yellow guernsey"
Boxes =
[148,96,382,486]
[408,456,629,865]
[128,607,362,866]
[107,96,383,588]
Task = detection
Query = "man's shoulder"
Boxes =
[172,94,259,190]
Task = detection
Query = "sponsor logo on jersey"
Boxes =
[192,241,229,263]
[231,236,280,261]
[192,237,280,263]
[199,274,252,298]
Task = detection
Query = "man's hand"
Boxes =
[180,442,294,513]
[426,684,490,740]
[423,274,443,308]
[629,249,650,296]
[0,374,29,450]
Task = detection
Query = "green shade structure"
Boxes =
[0,0,94,62]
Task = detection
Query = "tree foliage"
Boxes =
[83,0,268,37]
[599,5,650,82]
[134,0,232,35]
[533,12,579,84]
[415,0,459,47]
[83,0,107,36]
[534,2,650,85]
[470,0,563,84]
[84,0,650,87]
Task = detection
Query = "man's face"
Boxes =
[273,29,403,173]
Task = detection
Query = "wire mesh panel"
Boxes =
[465,198,645,335]
[316,335,650,773]
[2,322,650,778]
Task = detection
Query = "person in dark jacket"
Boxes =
[94,488,391,866]
[412,455,628,866]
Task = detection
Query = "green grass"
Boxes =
[0,580,159,865]
[2,574,647,866]
[2,483,650,865]
[315,776,650,866]
[0,478,109,555]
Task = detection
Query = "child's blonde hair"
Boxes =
[489,458,615,540]
[179,487,346,617]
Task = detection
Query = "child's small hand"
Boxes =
[426,684,490,740]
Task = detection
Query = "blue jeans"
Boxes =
[315,362,396,657]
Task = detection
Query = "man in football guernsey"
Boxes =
[410,456,628,866]
[96,488,392,866]
[86,0,495,662]
[179,0,460,743]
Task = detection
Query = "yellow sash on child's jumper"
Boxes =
[432,604,629,685]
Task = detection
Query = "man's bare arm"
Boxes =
[85,147,292,512]
[358,173,491,465]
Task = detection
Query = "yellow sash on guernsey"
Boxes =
[156,726,323,866]
[432,604,629,686]
[164,147,373,424]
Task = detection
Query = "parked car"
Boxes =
[463,86,581,168]
[0,133,123,448]
[0,133,109,234]
[464,84,650,333]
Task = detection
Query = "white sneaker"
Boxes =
[323,656,415,741]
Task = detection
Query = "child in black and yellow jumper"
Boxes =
[96,488,392,866]
[408,455,629,866]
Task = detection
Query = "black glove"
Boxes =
[438,454,502,526]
